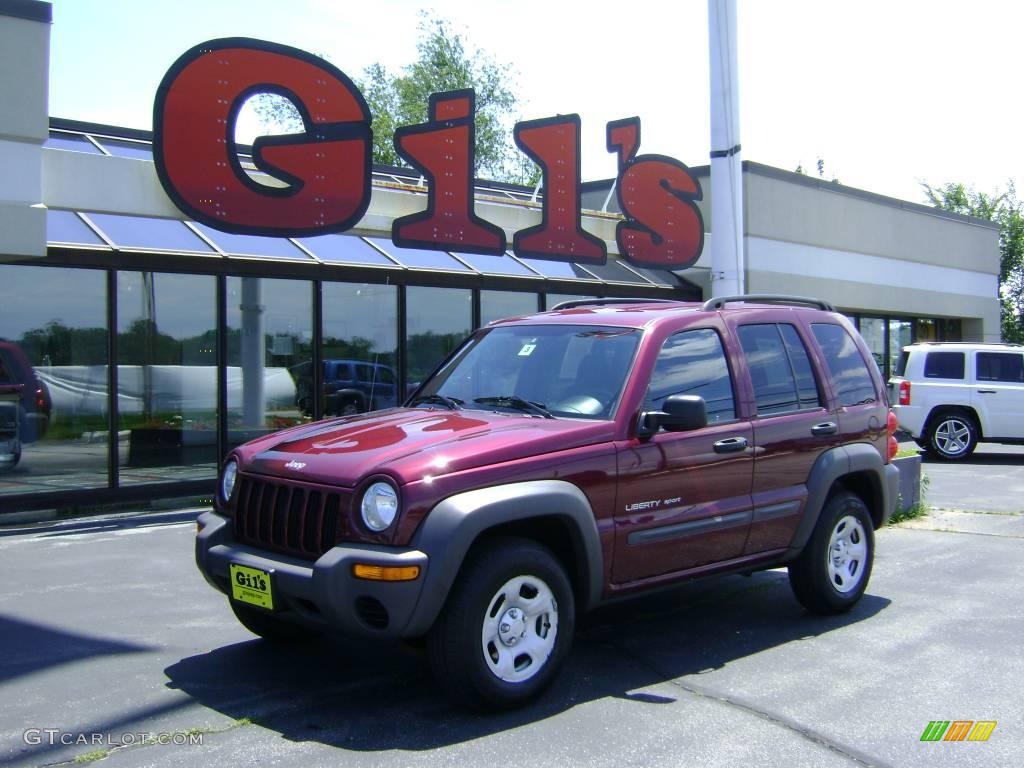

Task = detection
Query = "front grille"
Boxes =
[233,475,346,560]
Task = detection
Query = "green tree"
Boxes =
[253,14,535,184]
[924,181,1024,342]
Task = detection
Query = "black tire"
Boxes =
[427,537,575,711]
[789,491,874,614]
[230,601,318,644]
[925,411,978,460]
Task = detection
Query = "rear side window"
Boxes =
[738,324,821,415]
[893,351,910,377]
[976,352,1024,382]
[647,328,735,423]
[811,324,877,407]
[924,351,965,379]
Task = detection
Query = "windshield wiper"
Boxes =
[410,393,463,410]
[474,395,554,419]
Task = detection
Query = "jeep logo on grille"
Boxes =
[284,460,307,470]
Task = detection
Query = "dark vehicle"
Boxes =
[197,296,899,710]
[0,341,51,445]
[291,359,397,417]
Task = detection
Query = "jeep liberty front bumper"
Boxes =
[195,511,429,637]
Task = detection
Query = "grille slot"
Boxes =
[233,476,347,560]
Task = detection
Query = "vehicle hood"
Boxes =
[234,407,615,487]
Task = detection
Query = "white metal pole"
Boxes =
[708,0,745,298]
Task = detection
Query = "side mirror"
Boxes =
[639,394,708,437]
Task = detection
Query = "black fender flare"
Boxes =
[785,443,896,558]
[403,479,603,636]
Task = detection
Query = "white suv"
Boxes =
[889,342,1024,459]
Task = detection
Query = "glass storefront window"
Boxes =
[481,291,539,326]
[858,317,885,376]
[226,277,313,448]
[117,272,217,483]
[405,286,472,388]
[0,265,109,494]
[321,282,399,414]
[889,319,913,379]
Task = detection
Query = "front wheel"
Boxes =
[427,537,574,711]
[789,491,874,614]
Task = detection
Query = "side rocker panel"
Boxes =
[404,480,603,636]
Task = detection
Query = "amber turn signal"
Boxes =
[352,564,421,581]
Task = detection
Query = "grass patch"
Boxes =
[73,749,109,764]
[890,472,931,524]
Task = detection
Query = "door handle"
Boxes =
[811,421,838,436]
[977,389,997,394]
[713,436,749,454]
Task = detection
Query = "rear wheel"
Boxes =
[230,601,318,644]
[926,411,978,460]
[789,491,874,614]
[427,537,574,710]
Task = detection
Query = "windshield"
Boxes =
[413,324,642,419]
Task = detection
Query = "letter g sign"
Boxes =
[154,38,372,236]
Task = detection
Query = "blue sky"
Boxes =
[47,0,1024,205]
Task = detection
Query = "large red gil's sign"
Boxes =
[154,38,704,270]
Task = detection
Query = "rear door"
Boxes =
[730,318,841,554]
[613,327,754,583]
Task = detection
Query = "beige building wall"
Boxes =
[0,0,49,260]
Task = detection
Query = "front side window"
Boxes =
[647,328,735,422]
[976,352,1024,382]
[811,323,878,407]
[420,324,641,419]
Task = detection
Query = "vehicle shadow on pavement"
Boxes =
[920,451,1022,465]
[0,615,155,685]
[164,570,890,751]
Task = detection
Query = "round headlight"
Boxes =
[360,481,398,532]
[220,460,238,502]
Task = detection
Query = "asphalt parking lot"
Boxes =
[0,455,1021,768]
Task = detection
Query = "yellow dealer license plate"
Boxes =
[229,564,275,611]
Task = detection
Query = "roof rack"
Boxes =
[701,294,836,312]
[914,341,1024,347]
[550,298,683,311]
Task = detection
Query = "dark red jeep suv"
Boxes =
[196,295,899,710]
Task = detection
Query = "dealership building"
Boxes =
[0,0,1001,513]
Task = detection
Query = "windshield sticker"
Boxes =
[518,343,537,356]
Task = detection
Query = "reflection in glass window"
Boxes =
[86,213,216,253]
[296,235,399,266]
[405,286,472,387]
[858,317,885,373]
[888,319,913,380]
[227,277,313,448]
[117,272,217,482]
[779,324,822,410]
[0,264,109,494]
[366,237,471,271]
[481,291,538,326]
[193,222,311,260]
[546,293,595,310]
[647,328,735,422]
[46,210,107,247]
[44,132,103,154]
[811,324,878,406]
[321,282,399,414]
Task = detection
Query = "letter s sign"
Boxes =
[154,38,371,237]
